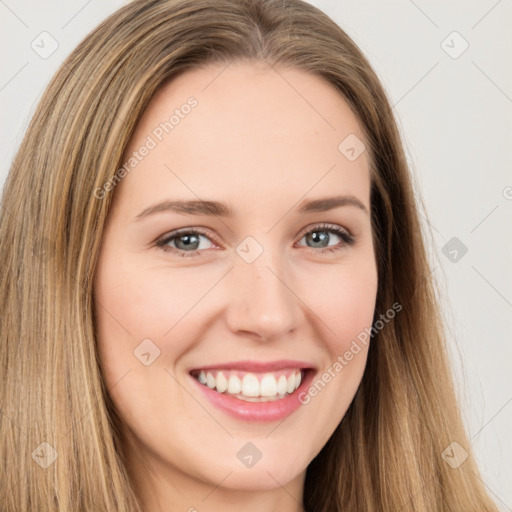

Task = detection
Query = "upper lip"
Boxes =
[189,359,316,373]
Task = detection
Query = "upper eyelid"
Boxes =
[156,227,220,246]
[297,223,352,238]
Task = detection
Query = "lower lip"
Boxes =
[189,370,315,423]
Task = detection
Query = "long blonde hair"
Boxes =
[0,0,498,510]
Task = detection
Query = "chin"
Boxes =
[221,452,308,490]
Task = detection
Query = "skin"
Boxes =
[93,60,378,512]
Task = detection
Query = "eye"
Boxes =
[155,228,217,257]
[296,223,355,254]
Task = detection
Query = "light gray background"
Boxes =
[1,0,511,509]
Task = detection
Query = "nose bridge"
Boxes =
[226,238,300,339]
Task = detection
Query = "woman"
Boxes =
[0,0,498,510]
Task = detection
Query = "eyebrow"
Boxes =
[297,195,368,215]
[135,194,368,220]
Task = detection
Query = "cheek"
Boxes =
[332,275,377,346]
[299,255,378,356]
[92,253,205,440]
[93,251,221,380]
[291,256,377,452]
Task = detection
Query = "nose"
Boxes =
[224,244,301,342]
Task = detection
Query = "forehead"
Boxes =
[114,61,370,215]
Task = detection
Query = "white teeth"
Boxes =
[295,371,301,389]
[195,369,304,399]
[227,374,242,394]
[277,375,287,395]
[206,372,216,388]
[260,374,278,397]
[216,372,228,393]
[286,374,296,394]
[242,373,260,397]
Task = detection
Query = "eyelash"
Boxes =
[155,223,356,258]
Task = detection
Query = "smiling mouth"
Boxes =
[190,368,306,402]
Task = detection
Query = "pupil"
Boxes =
[308,231,328,248]
[177,234,199,250]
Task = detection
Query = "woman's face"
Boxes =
[94,61,378,506]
